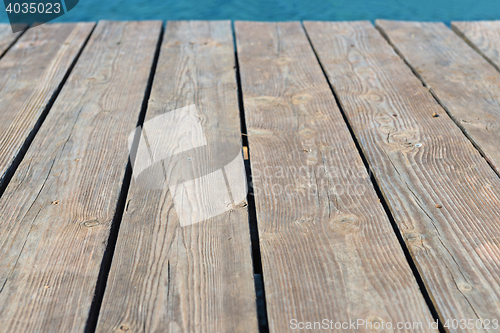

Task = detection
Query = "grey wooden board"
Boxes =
[306,20,500,330]
[236,21,435,332]
[452,21,500,72]
[377,20,500,179]
[0,23,25,57]
[0,23,94,192]
[96,21,259,333]
[0,20,161,332]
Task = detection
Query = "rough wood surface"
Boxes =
[0,24,25,57]
[452,21,500,72]
[0,21,161,332]
[305,20,500,330]
[0,23,94,192]
[236,21,434,332]
[96,21,259,333]
[377,20,500,178]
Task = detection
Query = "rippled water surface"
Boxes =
[1,0,500,23]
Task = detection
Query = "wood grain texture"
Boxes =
[236,21,434,332]
[0,21,161,332]
[0,23,94,192]
[0,24,25,57]
[452,21,500,72]
[376,20,500,178]
[96,21,259,333]
[305,20,500,330]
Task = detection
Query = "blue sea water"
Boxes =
[1,0,500,24]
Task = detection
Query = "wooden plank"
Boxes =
[0,23,94,193]
[236,21,434,332]
[95,21,259,332]
[305,20,500,329]
[0,21,161,332]
[0,24,25,57]
[452,21,500,72]
[376,20,500,178]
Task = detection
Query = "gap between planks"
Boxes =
[232,21,270,332]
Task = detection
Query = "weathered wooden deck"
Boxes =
[1,20,500,332]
